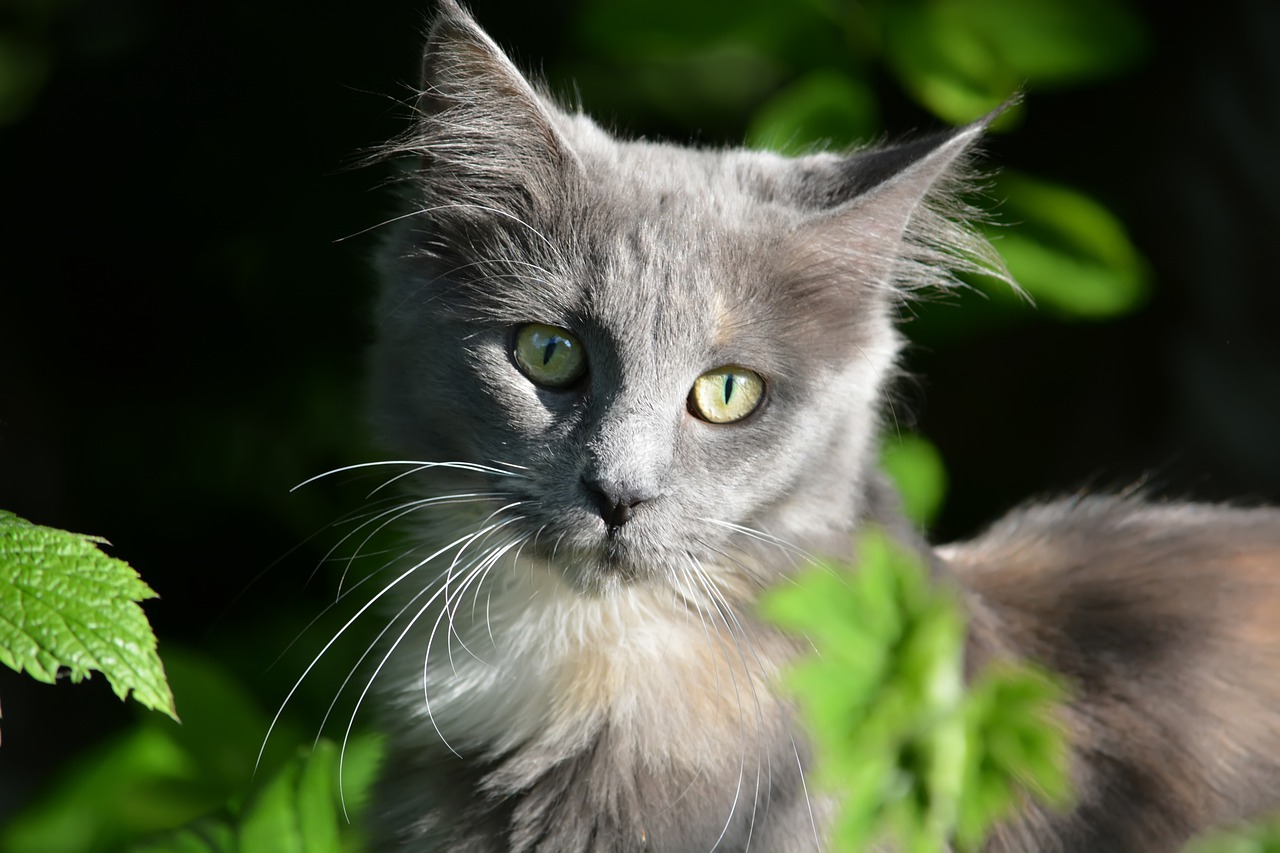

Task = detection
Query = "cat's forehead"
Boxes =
[562,117,797,228]
[551,141,798,351]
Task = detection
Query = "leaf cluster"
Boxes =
[761,530,1069,852]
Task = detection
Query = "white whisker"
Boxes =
[325,493,510,597]
[698,517,810,561]
[291,459,523,493]
[258,520,508,773]
[683,559,760,852]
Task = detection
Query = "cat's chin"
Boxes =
[530,535,663,598]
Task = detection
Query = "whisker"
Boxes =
[257,520,509,772]
[442,522,525,671]
[325,492,510,596]
[691,541,823,852]
[687,564,752,852]
[331,515,521,816]
[419,564,510,752]
[698,517,810,562]
[334,201,560,257]
[291,460,524,492]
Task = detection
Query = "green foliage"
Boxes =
[981,171,1151,319]
[747,70,879,154]
[0,510,176,726]
[880,434,949,529]
[1189,816,1280,853]
[125,737,384,853]
[568,0,1153,335]
[880,0,1149,123]
[761,530,1070,852]
[1,647,383,853]
[1,650,259,852]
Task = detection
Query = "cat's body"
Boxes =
[361,3,1280,850]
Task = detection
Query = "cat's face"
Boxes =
[370,3,999,596]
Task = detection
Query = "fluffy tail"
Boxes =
[941,495,1280,852]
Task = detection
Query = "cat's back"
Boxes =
[942,495,1280,851]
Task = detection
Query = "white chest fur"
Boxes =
[378,555,796,774]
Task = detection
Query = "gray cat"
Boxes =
[360,2,1280,850]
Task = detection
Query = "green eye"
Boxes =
[689,366,765,424]
[512,323,587,388]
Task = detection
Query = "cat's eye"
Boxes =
[688,366,765,424]
[512,323,587,389]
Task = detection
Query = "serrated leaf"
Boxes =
[764,529,1070,852]
[0,510,176,723]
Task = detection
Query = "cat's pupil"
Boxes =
[542,339,558,366]
[723,374,735,405]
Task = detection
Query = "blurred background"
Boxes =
[1,0,1278,847]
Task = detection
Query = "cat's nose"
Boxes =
[582,477,655,534]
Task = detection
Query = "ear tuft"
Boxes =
[786,107,1016,302]
[418,1,539,119]
[378,2,578,232]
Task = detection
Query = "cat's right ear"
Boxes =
[418,2,543,123]
[405,1,577,215]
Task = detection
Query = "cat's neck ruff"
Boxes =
[379,551,796,769]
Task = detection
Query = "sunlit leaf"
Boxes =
[984,171,1150,319]
[239,736,383,853]
[763,530,1069,852]
[239,743,339,853]
[0,511,175,722]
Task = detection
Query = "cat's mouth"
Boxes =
[526,524,656,594]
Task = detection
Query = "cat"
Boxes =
[356,1,1280,850]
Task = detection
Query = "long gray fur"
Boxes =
[362,3,1280,850]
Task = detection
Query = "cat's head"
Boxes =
[370,0,1003,595]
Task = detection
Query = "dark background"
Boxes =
[1,0,1278,827]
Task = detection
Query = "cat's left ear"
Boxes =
[787,104,1013,297]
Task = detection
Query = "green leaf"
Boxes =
[129,820,237,853]
[239,736,384,853]
[1,725,201,853]
[747,70,879,154]
[239,744,337,853]
[881,0,1148,123]
[0,510,176,722]
[984,171,1151,319]
[0,650,265,853]
[0,32,52,126]
[880,434,948,529]
[762,529,1070,851]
